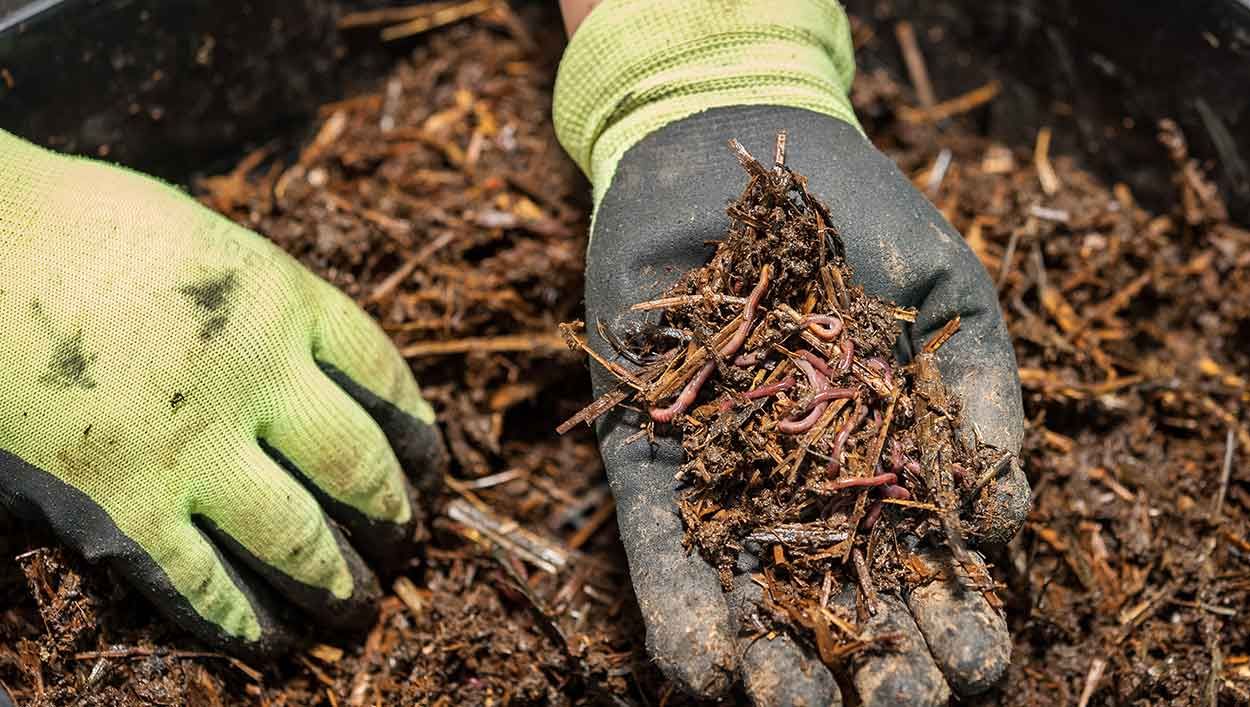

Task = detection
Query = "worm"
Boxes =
[806,387,859,407]
[826,403,870,475]
[650,266,771,423]
[718,265,772,359]
[837,339,854,371]
[952,463,967,485]
[802,313,843,341]
[888,439,905,473]
[864,501,884,529]
[719,376,796,412]
[865,484,910,529]
[800,349,836,378]
[650,360,715,423]
[881,484,911,500]
[778,359,830,434]
[865,357,894,388]
[734,351,761,367]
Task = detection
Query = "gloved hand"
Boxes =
[0,130,447,657]
[555,1,1029,704]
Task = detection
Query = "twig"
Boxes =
[968,452,1015,500]
[367,230,456,303]
[852,548,879,616]
[556,388,630,435]
[630,293,746,312]
[401,333,567,358]
[447,498,569,574]
[1076,657,1106,707]
[338,1,464,28]
[728,139,772,180]
[773,130,788,173]
[392,576,428,618]
[922,316,961,354]
[900,81,1000,125]
[894,21,936,108]
[1034,127,1061,195]
[1214,426,1235,517]
[567,498,616,551]
[560,322,647,390]
[379,0,495,41]
[924,148,952,195]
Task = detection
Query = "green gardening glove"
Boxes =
[0,130,447,656]
[556,1,1027,704]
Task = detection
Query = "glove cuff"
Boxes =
[553,0,860,208]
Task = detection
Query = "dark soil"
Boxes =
[1,4,1246,706]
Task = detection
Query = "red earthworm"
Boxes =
[719,376,796,412]
[802,313,843,341]
[864,501,884,529]
[865,357,893,388]
[888,439,905,473]
[839,344,855,372]
[734,351,761,367]
[719,265,772,359]
[650,266,771,423]
[881,484,911,500]
[650,360,716,423]
[800,349,835,378]
[952,463,967,485]
[745,375,796,400]
[866,484,911,529]
[806,387,858,407]
[826,403,870,475]
[778,359,830,434]
[826,472,897,492]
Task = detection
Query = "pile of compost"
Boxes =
[562,134,1008,663]
[0,3,1246,706]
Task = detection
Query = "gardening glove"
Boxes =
[555,1,1028,705]
[0,130,447,657]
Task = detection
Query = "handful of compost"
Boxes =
[562,134,1011,661]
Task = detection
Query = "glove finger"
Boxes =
[742,635,841,707]
[309,277,447,497]
[755,116,1028,538]
[728,575,842,707]
[912,287,1028,543]
[597,415,738,698]
[0,450,295,657]
[905,548,1010,696]
[193,442,381,632]
[833,587,950,707]
[263,357,421,571]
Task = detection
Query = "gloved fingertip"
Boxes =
[906,552,1011,696]
[969,458,1031,545]
[317,361,448,498]
[835,589,950,707]
[742,634,841,707]
[643,593,737,698]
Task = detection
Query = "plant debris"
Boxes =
[0,5,1246,706]
[561,133,1007,662]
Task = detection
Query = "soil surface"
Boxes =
[1,4,1246,706]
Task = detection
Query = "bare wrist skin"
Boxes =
[558,0,599,35]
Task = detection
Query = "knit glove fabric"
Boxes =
[555,2,1027,704]
[0,130,447,656]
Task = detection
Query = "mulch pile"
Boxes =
[0,3,1246,705]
